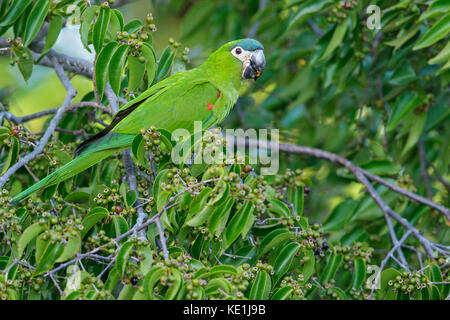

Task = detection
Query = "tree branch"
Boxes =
[0,58,77,188]
[237,138,449,257]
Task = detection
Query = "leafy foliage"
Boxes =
[0,0,448,300]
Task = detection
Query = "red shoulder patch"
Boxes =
[207,102,214,110]
[217,92,221,98]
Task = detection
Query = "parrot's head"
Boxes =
[229,39,265,81]
[209,39,265,81]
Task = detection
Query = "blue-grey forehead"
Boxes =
[233,39,264,51]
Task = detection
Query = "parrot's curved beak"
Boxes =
[243,49,265,81]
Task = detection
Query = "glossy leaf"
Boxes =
[387,92,423,131]
[23,0,49,46]
[55,233,81,263]
[155,46,174,82]
[249,270,271,300]
[17,222,46,259]
[116,240,134,276]
[95,41,118,100]
[81,207,109,238]
[349,258,366,290]
[273,242,300,282]
[127,54,146,93]
[414,13,450,50]
[224,201,255,248]
[257,229,294,258]
[93,5,111,53]
[80,5,98,52]
[108,43,129,95]
[38,15,63,60]
[319,254,343,284]
[0,0,32,27]
[141,43,156,86]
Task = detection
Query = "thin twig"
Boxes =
[368,230,412,300]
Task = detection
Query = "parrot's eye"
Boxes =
[235,47,242,55]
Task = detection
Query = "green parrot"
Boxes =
[12,38,265,203]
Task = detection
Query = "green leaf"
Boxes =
[360,159,399,176]
[205,278,232,296]
[141,44,156,87]
[224,201,255,248]
[257,229,294,258]
[271,286,293,300]
[80,5,98,52]
[118,284,137,300]
[139,246,153,275]
[124,19,143,33]
[288,0,334,30]
[413,13,450,50]
[105,267,120,292]
[143,266,166,299]
[15,46,33,81]
[387,92,423,131]
[185,187,212,221]
[81,207,109,238]
[379,268,402,299]
[155,46,174,82]
[34,240,64,275]
[64,189,90,202]
[1,136,20,175]
[349,257,366,290]
[401,112,427,156]
[126,189,137,207]
[428,41,450,64]
[249,270,271,300]
[301,249,315,282]
[186,205,214,227]
[55,233,81,263]
[385,24,420,51]
[110,9,123,39]
[419,0,450,22]
[17,222,47,259]
[388,60,416,85]
[273,242,300,283]
[0,0,32,27]
[319,254,343,284]
[128,54,145,93]
[108,44,130,95]
[323,200,358,231]
[95,41,118,100]
[38,15,63,61]
[110,215,128,240]
[288,186,304,216]
[319,21,348,61]
[165,268,183,300]
[23,0,49,46]
[208,265,237,277]
[131,134,146,165]
[116,240,134,276]
[208,197,234,236]
[267,198,291,217]
[93,5,111,53]
[430,263,443,294]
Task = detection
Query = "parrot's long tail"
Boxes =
[11,149,115,204]
[11,132,135,204]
